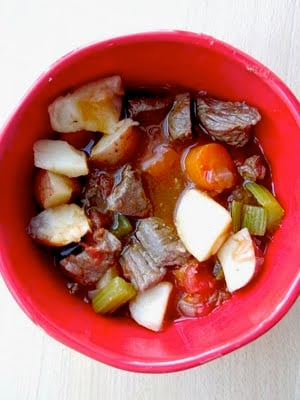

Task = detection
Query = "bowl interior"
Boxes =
[0,32,299,372]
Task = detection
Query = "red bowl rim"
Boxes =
[0,30,299,373]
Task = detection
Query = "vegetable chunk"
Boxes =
[34,139,88,177]
[34,169,78,209]
[92,276,136,314]
[175,189,232,262]
[244,182,284,232]
[90,118,139,166]
[185,143,237,193]
[217,228,257,292]
[48,75,124,134]
[28,204,90,247]
[129,282,173,331]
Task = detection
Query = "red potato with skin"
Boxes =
[48,75,124,134]
[34,169,80,209]
[175,189,232,262]
[129,282,173,332]
[34,139,89,178]
[27,204,90,247]
[217,228,258,292]
[90,119,140,166]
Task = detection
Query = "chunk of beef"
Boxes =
[106,165,152,217]
[120,242,166,291]
[127,96,173,125]
[196,96,261,147]
[119,217,190,291]
[136,217,190,267]
[168,93,192,141]
[60,228,121,286]
[82,169,114,229]
[227,186,256,205]
[237,155,266,181]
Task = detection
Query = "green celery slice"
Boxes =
[96,266,119,290]
[92,276,137,314]
[231,200,243,233]
[244,182,284,231]
[242,204,267,236]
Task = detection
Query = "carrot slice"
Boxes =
[185,143,237,193]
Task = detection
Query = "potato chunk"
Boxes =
[34,169,78,209]
[175,189,232,262]
[129,282,173,331]
[217,228,257,292]
[90,119,139,166]
[27,204,90,247]
[48,75,124,134]
[34,139,88,177]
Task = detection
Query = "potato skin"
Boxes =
[34,169,74,209]
[48,75,124,134]
[90,119,140,166]
[27,204,90,247]
[33,139,89,178]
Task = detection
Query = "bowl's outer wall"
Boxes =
[0,31,299,373]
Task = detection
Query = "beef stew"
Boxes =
[27,75,284,331]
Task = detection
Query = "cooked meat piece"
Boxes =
[120,242,166,291]
[227,186,256,205]
[237,155,266,181]
[83,168,114,210]
[82,169,114,228]
[60,228,121,286]
[168,93,192,141]
[127,96,173,125]
[120,217,190,291]
[106,165,152,217]
[136,217,190,267]
[86,208,112,231]
[196,96,261,147]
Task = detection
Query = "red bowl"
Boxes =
[0,31,299,373]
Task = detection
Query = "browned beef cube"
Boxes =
[135,217,190,267]
[120,242,166,291]
[127,96,173,125]
[60,228,121,286]
[106,165,152,217]
[237,155,266,181]
[197,97,261,147]
[227,186,256,205]
[82,169,114,229]
[168,93,192,141]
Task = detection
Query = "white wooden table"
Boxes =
[0,1,299,399]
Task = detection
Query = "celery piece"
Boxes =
[242,204,267,236]
[111,214,133,238]
[92,276,137,314]
[231,200,243,233]
[244,182,284,231]
[96,266,119,290]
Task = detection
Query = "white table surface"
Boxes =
[0,1,299,399]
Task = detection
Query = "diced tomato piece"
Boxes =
[173,260,217,296]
